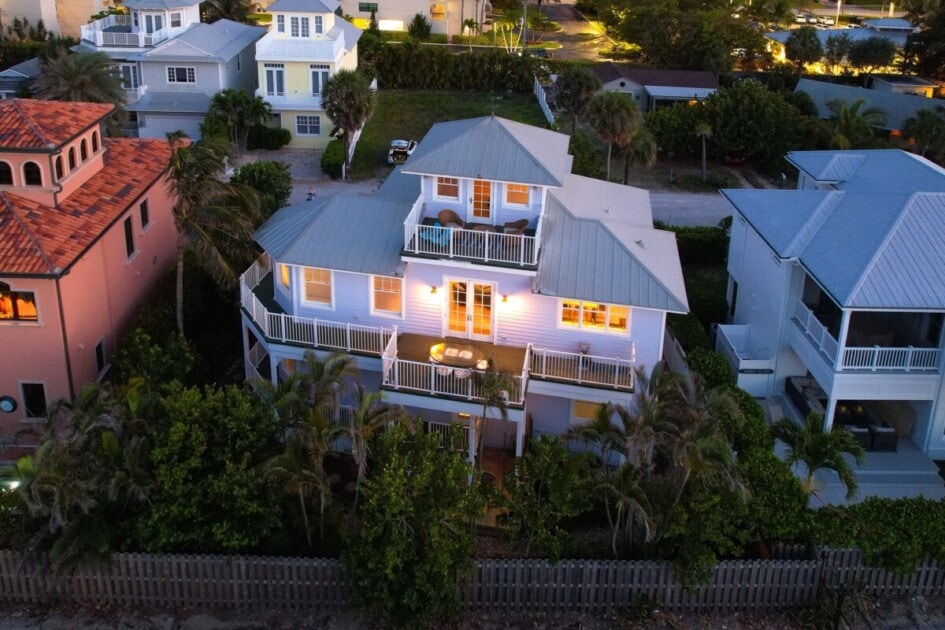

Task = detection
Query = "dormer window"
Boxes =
[80,139,88,161]
[276,15,285,33]
[0,162,11,185]
[23,162,41,186]
[436,177,459,200]
[92,131,99,153]
[55,156,63,179]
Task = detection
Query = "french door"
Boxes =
[447,280,494,342]
[144,14,163,33]
[265,64,285,97]
[470,180,492,222]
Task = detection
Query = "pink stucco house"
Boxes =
[0,99,176,435]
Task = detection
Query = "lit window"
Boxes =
[276,15,285,32]
[560,300,629,333]
[296,115,320,136]
[166,67,196,83]
[280,264,290,288]
[0,282,38,321]
[430,3,446,20]
[436,176,459,199]
[124,216,136,259]
[506,183,529,206]
[304,267,332,305]
[571,400,601,425]
[372,276,402,316]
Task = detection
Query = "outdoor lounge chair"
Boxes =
[438,209,466,229]
[502,219,529,235]
[419,221,451,247]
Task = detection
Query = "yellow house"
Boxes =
[255,0,362,149]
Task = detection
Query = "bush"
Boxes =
[568,130,604,179]
[246,124,291,150]
[667,313,710,352]
[231,160,292,218]
[685,349,735,389]
[655,224,729,264]
[407,13,432,40]
[374,46,537,92]
[718,384,772,454]
[115,327,197,387]
[738,450,809,546]
[321,139,345,179]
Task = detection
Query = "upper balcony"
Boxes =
[255,87,324,112]
[402,198,541,269]
[81,15,170,48]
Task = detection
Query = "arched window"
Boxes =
[68,148,76,170]
[0,162,12,185]
[91,131,99,153]
[80,139,88,161]
[55,156,63,180]
[23,162,41,186]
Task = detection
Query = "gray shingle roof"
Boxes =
[402,116,572,187]
[136,20,265,62]
[126,90,211,113]
[268,0,340,11]
[796,78,942,132]
[254,195,412,276]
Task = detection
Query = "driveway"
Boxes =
[538,1,609,61]
[650,192,734,227]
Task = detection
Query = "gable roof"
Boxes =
[268,0,340,11]
[137,19,265,62]
[795,78,940,131]
[787,149,945,193]
[0,138,172,276]
[591,63,719,90]
[0,57,41,79]
[0,100,113,151]
[124,0,202,8]
[402,116,572,187]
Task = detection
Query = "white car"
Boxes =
[387,139,418,165]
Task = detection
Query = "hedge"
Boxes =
[685,348,735,390]
[247,125,292,151]
[667,313,711,353]
[655,222,729,265]
[373,46,538,92]
[321,140,345,180]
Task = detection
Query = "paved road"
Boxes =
[539,1,608,61]
[811,2,904,19]
[650,192,734,227]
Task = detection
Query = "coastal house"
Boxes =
[591,63,719,112]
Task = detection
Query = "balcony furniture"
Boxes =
[430,341,484,368]
[470,223,498,233]
[419,221,451,246]
[503,219,529,235]
[785,376,827,419]
[869,421,899,451]
[438,209,465,229]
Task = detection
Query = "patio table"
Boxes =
[430,341,486,368]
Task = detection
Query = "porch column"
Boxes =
[836,310,852,367]
[515,416,525,457]
[241,324,252,380]
[467,415,478,468]
[269,353,279,384]
[823,398,837,432]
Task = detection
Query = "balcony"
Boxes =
[240,258,393,355]
[529,346,635,391]
[402,199,539,268]
[255,88,325,112]
[81,15,170,48]
[792,300,941,373]
[715,324,775,396]
[123,84,147,105]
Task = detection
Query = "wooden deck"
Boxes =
[397,332,528,374]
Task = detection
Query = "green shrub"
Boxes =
[667,313,711,352]
[656,223,729,264]
[568,130,604,179]
[685,349,735,389]
[115,327,197,387]
[231,160,292,218]
[407,13,432,40]
[718,383,772,454]
[374,46,537,92]
[321,139,345,179]
[738,450,809,545]
[246,124,292,150]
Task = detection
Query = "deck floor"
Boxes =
[398,332,527,374]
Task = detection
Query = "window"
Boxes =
[68,147,76,169]
[570,400,601,426]
[506,183,529,206]
[290,16,310,37]
[124,216,135,259]
[54,157,63,180]
[0,161,13,185]
[140,199,150,228]
[310,64,330,95]
[359,2,379,11]
[0,282,37,321]
[170,12,181,28]
[23,162,41,186]
[166,67,196,83]
[276,14,285,32]
[303,267,332,305]
[280,263,290,288]
[372,276,403,316]
[80,139,88,161]
[560,300,629,333]
[430,3,446,20]
[91,131,99,153]
[21,383,46,419]
[436,176,459,199]
[314,16,323,34]
[301,17,310,37]
[296,115,320,136]
[265,63,285,96]
[95,340,106,374]
[132,11,138,27]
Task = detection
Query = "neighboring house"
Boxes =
[871,75,941,98]
[0,57,41,99]
[0,0,107,38]
[717,149,945,458]
[0,99,176,436]
[590,63,719,112]
[796,78,943,132]
[765,19,917,63]
[239,115,688,462]
[255,0,361,149]
[337,0,482,35]
[74,0,264,139]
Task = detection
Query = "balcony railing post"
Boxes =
[541,349,547,378]
[577,354,584,383]
[871,345,880,371]
[345,322,352,352]
[429,363,435,394]
[906,345,914,372]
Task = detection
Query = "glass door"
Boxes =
[447,280,493,342]
[266,65,285,97]
[471,180,492,222]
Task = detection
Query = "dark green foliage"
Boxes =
[645,105,703,158]
[679,263,729,330]
[737,450,809,545]
[246,124,292,150]
[784,90,818,117]
[685,349,735,390]
[656,223,729,264]
[568,130,604,178]
[374,46,537,92]
[230,160,292,218]
[407,13,432,40]
[344,425,487,627]
[321,139,345,179]
[115,327,196,387]
[501,437,592,561]
[809,497,945,573]
[0,490,34,550]
[0,41,45,71]
[785,26,824,71]
[717,384,772,454]
[138,384,280,553]
[667,313,711,352]
[848,37,898,77]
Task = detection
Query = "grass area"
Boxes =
[351,91,549,180]
[682,263,729,329]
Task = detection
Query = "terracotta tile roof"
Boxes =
[0,99,114,151]
[591,63,720,90]
[0,137,173,275]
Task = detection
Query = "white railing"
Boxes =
[534,75,555,126]
[382,358,526,404]
[248,340,268,373]
[123,84,147,104]
[841,346,941,371]
[403,223,538,266]
[81,17,170,47]
[793,300,839,362]
[425,420,469,451]
[240,260,391,355]
[529,345,635,390]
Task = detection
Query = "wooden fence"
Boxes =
[0,550,943,613]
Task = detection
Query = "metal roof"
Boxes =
[126,90,211,113]
[268,0,340,11]
[591,63,719,90]
[125,0,202,8]
[402,116,572,187]
[788,149,945,193]
[538,176,688,313]
[0,57,41,79]
[376,165,420,203]
[644,86,716,100]
[795,78,941,132]
[136,20,265,62]
[254,195,411,276]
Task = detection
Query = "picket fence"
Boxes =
[0,549,942,613]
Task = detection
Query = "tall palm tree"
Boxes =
[472,364,516,469]
[321,70,376,174]
[902,106,945,158]
[695,123,713,182]
[164,133,261,334]
[299,350,359,412]
[772,412,865,503]
[34,51,127,133]
[247,372,308,438]
[566,402,621,473]
[555,66,602,134]
[826,98,889,149]
[621,126,657,186]
[462,18,480,51]
[596,463,653,557]
[347,385,407,485]
[588,91,643,181]
[206,89,272,155]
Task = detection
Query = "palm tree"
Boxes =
[347,385,407,485]
[164,133,261,334]
[201,0,258,24]
[588,91,643,181]
[299,350,359,413]
[472,363,516,469]
[772,412,865,503]
[695,123,712,183]
[462,18,480,51]
[621,126,657,186]
[321,70,376,175]
[247,372,308,438]
[826,98,889,149]
[566,402,621,473]
[596,463,653,557]
[34,51,127,133]
[206,89,272,155]
[902,106,945,158]
[555,66,602,134]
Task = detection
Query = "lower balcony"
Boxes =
[528,346,635,391]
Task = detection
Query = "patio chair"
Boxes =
[438,209,466,229]
[419,221,451,247]
[502,219,529,235]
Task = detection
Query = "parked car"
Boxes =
[387,139,418,165]
[819,16,835,26]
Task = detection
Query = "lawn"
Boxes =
[350,91,549,180]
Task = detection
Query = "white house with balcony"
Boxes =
[239,115,688,463]
[254,0,362,148]
[718,149,945,458]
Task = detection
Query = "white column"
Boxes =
[836,310,852,368]
[269,353,279,384]
[241,323,252,380]
[515,415,526,457]
[467,415,478,467]
[823,397,837,432]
